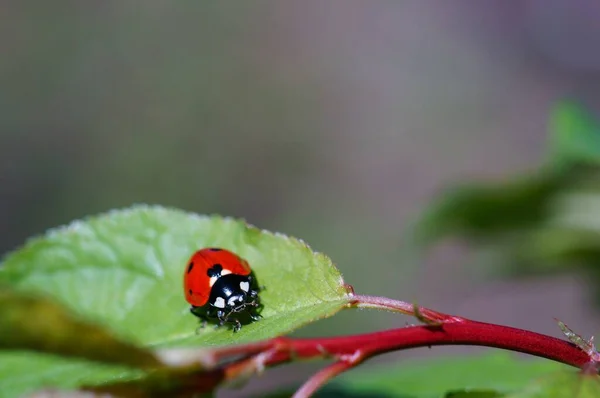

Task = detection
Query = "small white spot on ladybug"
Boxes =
[214,297,226,308]
[240,281,250,292]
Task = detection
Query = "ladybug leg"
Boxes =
[252,300,264,314]
[232,319,242,333]
[250,313,262,321]
[247,290,261,309]
[195,317,208,329]
[200,318,208,329]
[195,321,208,335]
[190,307,209,325]
[218,309,243,332]
[250,301,263,321]
[190,306,211,333]
[216,310,227,328]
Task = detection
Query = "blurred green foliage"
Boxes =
[327,352,576,398]
[549,100,600,167]
[415,100,600,301]
[0,286,159,368]
[248,353,591,398]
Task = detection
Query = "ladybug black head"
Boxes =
[209,273,258,313]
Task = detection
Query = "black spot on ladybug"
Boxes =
[207,263,223,278]
[188,289,192,295]
[187,262,194,273]
[209,248,222,251]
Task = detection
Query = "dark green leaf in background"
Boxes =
[548,100,600,168]
[329,353,568,398]
[444,390,504,398]
[414,100,600,247]
[413,100,600,304]
[505,371,600,397]
[413,170,566,244]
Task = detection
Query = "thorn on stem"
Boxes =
[413,303,443,327]
[555,318,600,363]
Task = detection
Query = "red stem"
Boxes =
[350,294,466,323]
[261,321,589,369]
[293,358,359,398]
[94,315,595,397]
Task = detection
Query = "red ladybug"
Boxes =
[184,248,262,332]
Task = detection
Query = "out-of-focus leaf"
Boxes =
[0,286,160,368]
[414,100,600,246]
[25,389,118,398]
[414,100,600,304]
[0,205,352,397]
[498,188,600,302]
[549,100,600,167]
[331,352,568,397]
[414,170,567,244]
[444,391,504,398]
[314,387,396,398]
[504,372,600,398]
[0,353,145,398]
[82,365,218,398]
[246,388,395,398]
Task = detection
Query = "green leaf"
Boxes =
[413,99,600,247]
[0,205,352,397]
[253,388,397,398]
[330,352,569,398]
[413,170,566,245]
[0,286,160,368]
[460,185,600,304]
[505,372,600,397]
[82,365,218,398]
[549,100,600,167]
[0,353,145,398]
[314,387,398,397]
[444,391,504,398]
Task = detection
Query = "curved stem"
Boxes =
[89,322,594,398]
[350,294,466,323]
[258,321,590,370]
[293,355,361,398]
[90,309,596,397]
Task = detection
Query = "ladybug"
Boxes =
[183,247,262,332]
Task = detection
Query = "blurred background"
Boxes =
[3,1,600,396]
